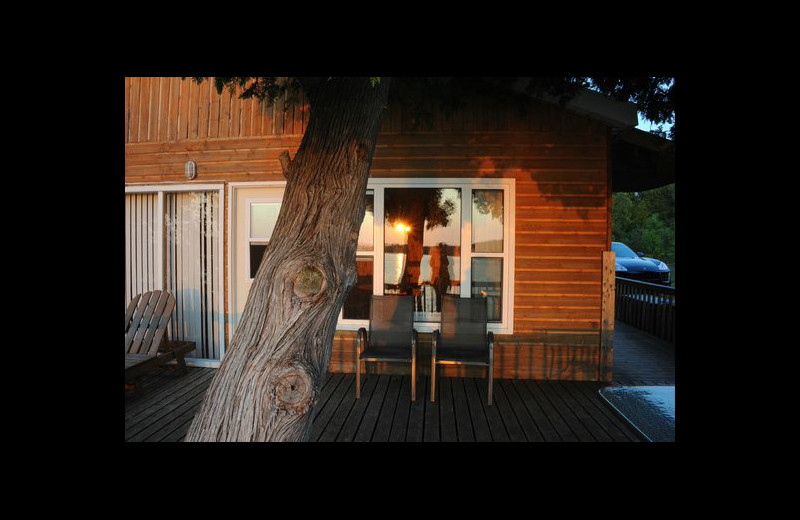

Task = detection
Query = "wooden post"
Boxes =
[600,251,615,381]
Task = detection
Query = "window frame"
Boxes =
[339,177,515,335]
[338,189,376,325]
[245,197,283,281]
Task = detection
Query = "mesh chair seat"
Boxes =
[360,344,414,361]
[435,347,489,365]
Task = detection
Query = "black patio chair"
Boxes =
[356,295,418,401]
[431,294,494,405]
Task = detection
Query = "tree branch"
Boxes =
[278,150,292,178]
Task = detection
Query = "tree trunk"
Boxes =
[185,77,391,441]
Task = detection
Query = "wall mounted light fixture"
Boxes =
[185,160,197,180]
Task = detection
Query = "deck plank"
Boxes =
[567,381,641,442]
[389,376,413,442]
[311,373,342,423]
[310,374,353,442]
[509,379,561,441]
[536,380,596,441]
[125,322,672,442]
[335,374,379,442]
[373,375,402,442]
[438,378,458,442]
[491,381,528,442]
[498,379,544,442]
[125,372,646,442]
[405,375,428,442]
[451,377,475,442]
[354,374,391,441]
[476,378,510,441]
[423,377,441,442]
[463,378,493,442]
[553,381,612,441]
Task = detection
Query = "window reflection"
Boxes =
[384,188,461,320]
[472,190,504,253]
[472,257,502,321]
[358,190,374,251]
[250,202,281,240]
[343,257,373,320]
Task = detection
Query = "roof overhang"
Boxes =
[539,87,675,192]
[610,128,675,192]
[558,88,639,129]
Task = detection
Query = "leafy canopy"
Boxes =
[186,77,676,139]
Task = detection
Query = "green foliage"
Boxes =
[577,77,675,139]
[186,76,675,138]
[612,184,675,265]
[185,77,300,107]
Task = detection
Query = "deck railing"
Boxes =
[615,277,675,344]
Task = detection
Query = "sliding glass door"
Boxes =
[125,185,225,364]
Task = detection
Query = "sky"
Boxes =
[636,113,673,137]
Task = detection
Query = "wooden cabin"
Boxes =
[124,77,669,382]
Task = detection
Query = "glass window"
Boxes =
[249,201,281,279]
[471,189,504,322]
[611,241,638,258]
[358,190,374,251]
[249,244,267,278]
[332,179,513,333]
[342,257,373,320]
[472,257,503,322]
[342,190,376,322]
[472,189,504,253]
[250,202,281,240]
[384,188,461,321]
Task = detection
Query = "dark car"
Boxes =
[612,241,671,285]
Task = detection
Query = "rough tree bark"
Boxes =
[185,77,391,441]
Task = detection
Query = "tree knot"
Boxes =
[273,370,313,414]
[293,264,326,300]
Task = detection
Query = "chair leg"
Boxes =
[356,357,361,399]
[175,352,188,376]
[411,357,416,402]
[487,361,493,406]
[430,360,436,403]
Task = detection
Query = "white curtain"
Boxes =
[125,192,160,306]
[164,191,221,360]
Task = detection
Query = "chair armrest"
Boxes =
[356,327,368,357]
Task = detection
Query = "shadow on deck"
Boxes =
[124,321,675,442]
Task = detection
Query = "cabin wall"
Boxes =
[125,77,611,381]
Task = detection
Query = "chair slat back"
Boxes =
[439,295,487,350]
[125,294,141,332]
[125,290,176,356]
[368,295,414,350]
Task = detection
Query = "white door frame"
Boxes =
[227,181,287,344]
[125,183,226,367]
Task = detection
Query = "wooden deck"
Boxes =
[124,321,675,442]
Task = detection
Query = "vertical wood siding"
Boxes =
[125,77,611,379]
[125,77,309,144]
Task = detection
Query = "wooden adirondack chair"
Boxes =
[125,290,195,389]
